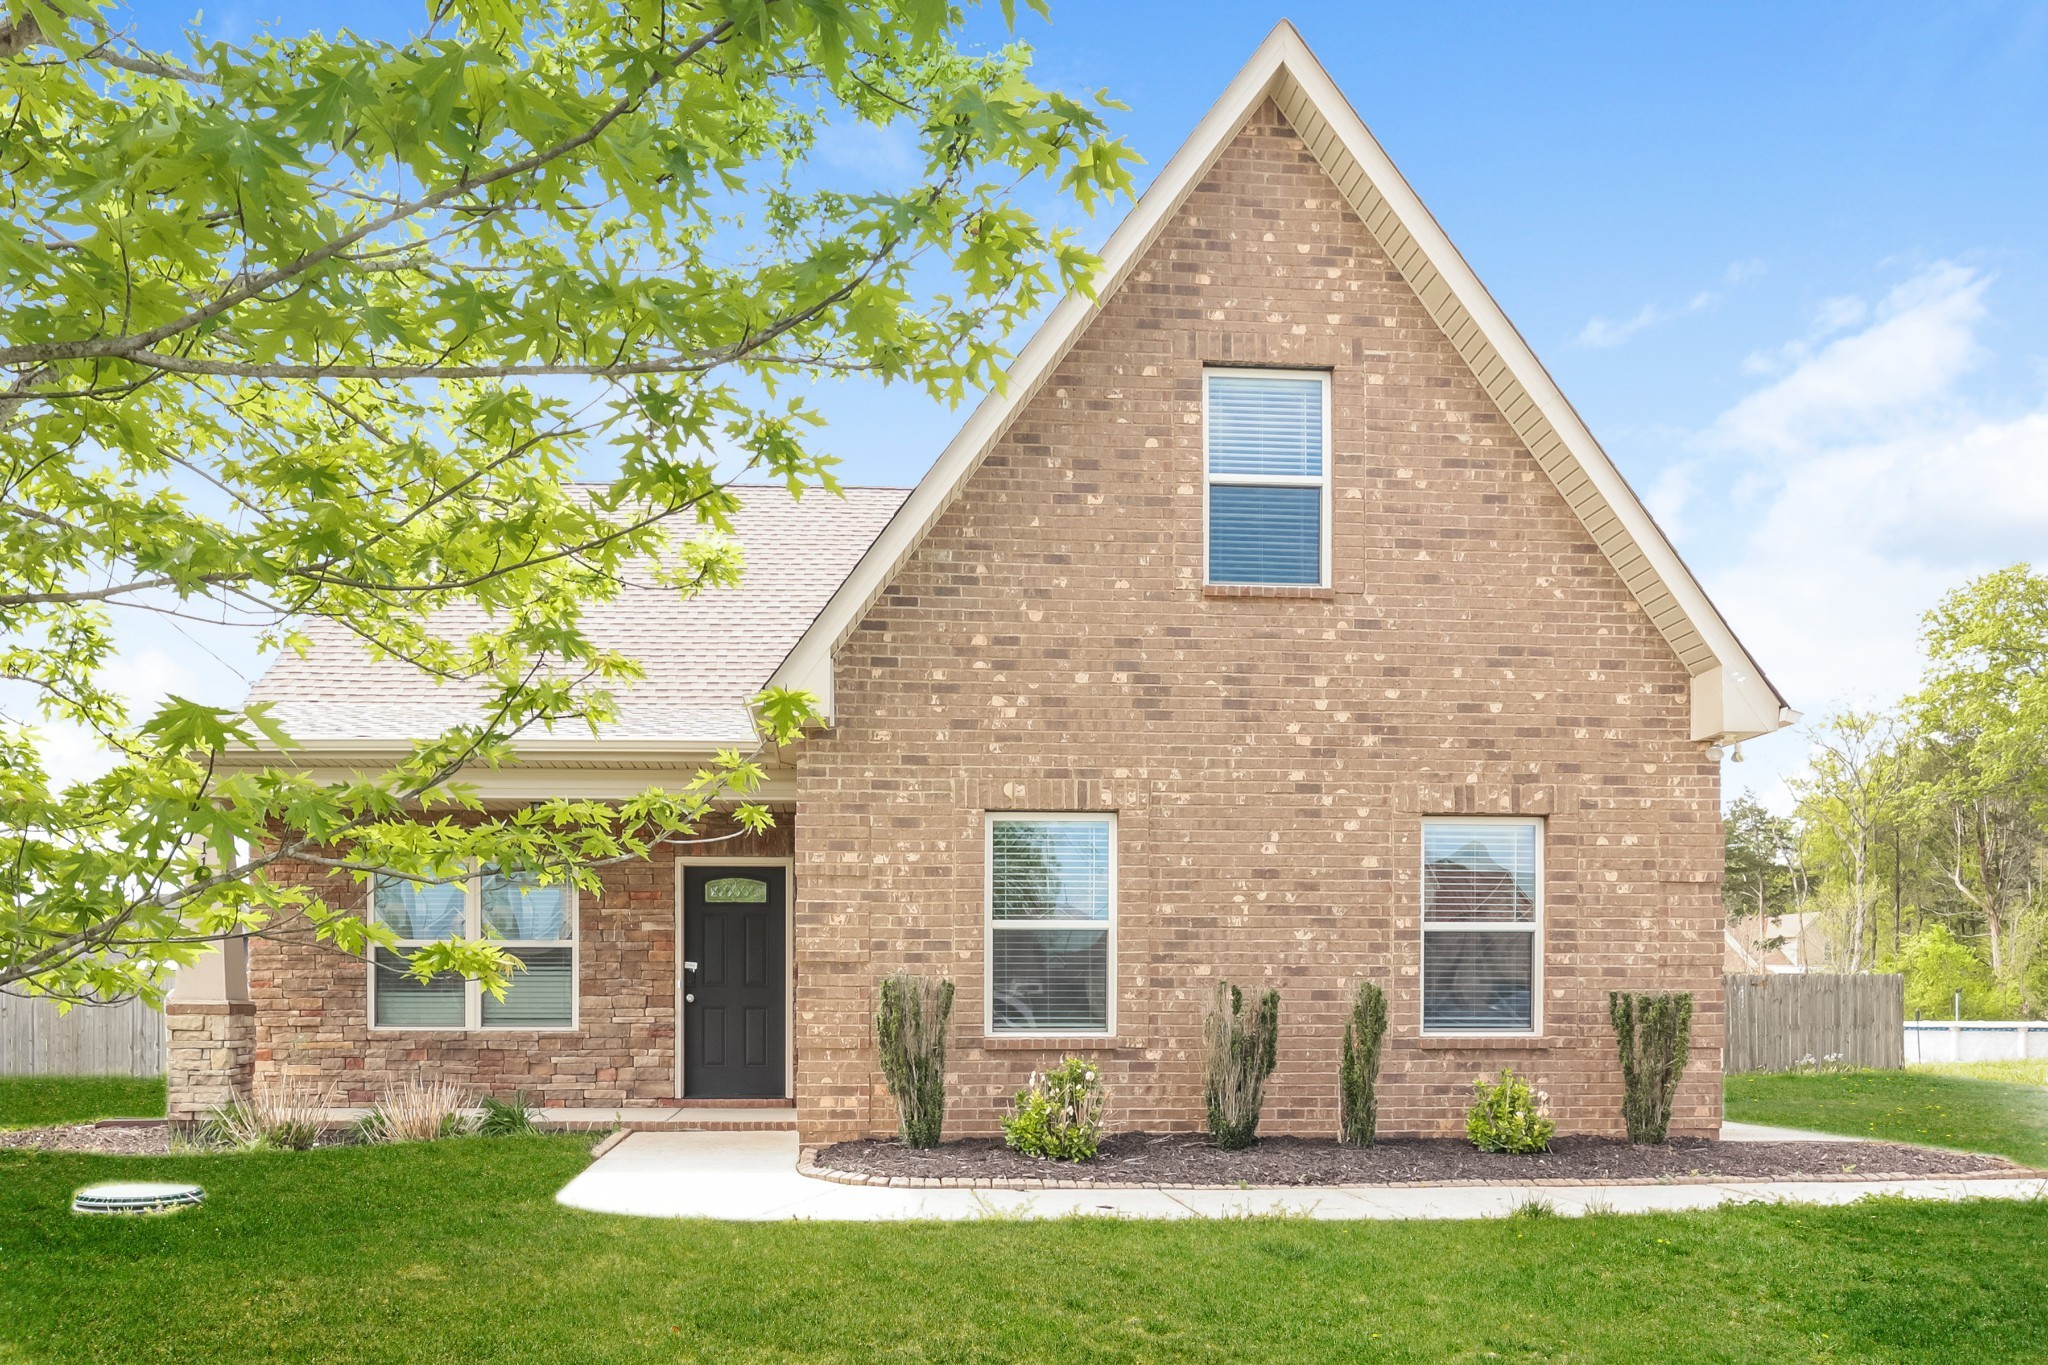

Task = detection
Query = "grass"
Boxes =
[1726,1067,2048,1169]
[1912,1059,2048,1087]
[3,1132,2047,1362]
[0,1075,165,1130]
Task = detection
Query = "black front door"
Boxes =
[682,866,787,1099]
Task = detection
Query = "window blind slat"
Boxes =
[480,947,574,1028]
[991,821,1111,921]
[1423,823,1538,923]
[1207,375,1324,476]
[372,948,465,1028]
[1422,931,1533,1031]
[991,929,1109,1032]
[1207,484,1321,585]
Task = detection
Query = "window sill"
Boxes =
[979,1035,1122,1051]
[1416,1035,1562,1050]
[1202,584,1335,600]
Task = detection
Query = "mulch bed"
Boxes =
[0,1122,178,1156]
[0,1121,353,1156]
[813,1133,2025,1188]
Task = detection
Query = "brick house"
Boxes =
[169,24,1792,1144]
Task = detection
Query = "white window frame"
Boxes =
[367,863,580,1033]
[1202,366,1333,588]
[1419,816,1543,1038]
[984,812,1118,1039]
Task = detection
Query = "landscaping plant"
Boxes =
[1002,1057,1106,1162]
[875,973,955,1148]
[1466,1068,1554,1154]
[1339,980,1390,1147]
[355,1076,474,1145]
[1610,990,1695,1144]
[478,1092,539,1138]
[1203,980,1280,1151]
[202,1078,332,1151]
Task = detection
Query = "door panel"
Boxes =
[682,867,786,1098]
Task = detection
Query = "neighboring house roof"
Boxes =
[243,485,908,750]
[771,21,1794,744]
[1725,913,1817,974]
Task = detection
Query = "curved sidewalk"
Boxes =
[555,1131,2048,1223]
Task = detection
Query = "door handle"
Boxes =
[685,993,695,1003]
[683,960,699,973]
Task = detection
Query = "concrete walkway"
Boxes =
[554,1131,2048,1223]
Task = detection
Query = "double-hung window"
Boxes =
[370,867,576,1030]
[1421,818,1541,1034]
[986,814,1115,1035]
[1204,368,1330,587]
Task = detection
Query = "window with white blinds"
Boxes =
[370,866,576,1030]
[987,814,1114,1034]
[1421,818,1541,1034]
[1204,369,1329,586]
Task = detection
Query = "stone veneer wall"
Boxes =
[166,1003,256,1121]
[790,100,1724,1146]
[228,811,792,1109]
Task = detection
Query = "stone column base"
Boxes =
[166,1002,256,1120]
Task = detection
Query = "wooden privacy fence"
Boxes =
[1724,973,1904,1074]
[0,994,166,1076]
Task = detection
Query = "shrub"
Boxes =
[1203,980,1280,1151]
[1338,979,1389,1147]
[1610,991,1694,1144]
[1002,1057,1106,1161]
[1466,1067,1554,1154]
[202,1077,331,1151]
[355,1075,473,1144]
[874,972,954,1149]
[478,1091,538,1137]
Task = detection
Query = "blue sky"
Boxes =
[98,3,2048,806]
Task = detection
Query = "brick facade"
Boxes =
[196,100,1727,1146]
[791,101,1723,1145]
[237,813,791,1109]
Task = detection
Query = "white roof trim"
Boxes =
[772,21,1793,743]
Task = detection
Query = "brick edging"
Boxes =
[795,1147,2037,1191]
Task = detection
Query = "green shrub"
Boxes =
[1466,1067,1554,1154]
[478,1091,538,1137]
[1002,1057,1106,1161]
[1338,980,1389,1147]
[874,972,954,1149]
[1610,991,1694,1144]
[1203,980,1280,1151]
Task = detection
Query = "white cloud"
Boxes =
[1575,259,1764,349]
[1680,261,2048,800]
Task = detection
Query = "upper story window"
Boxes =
[986,814,1115,1036]
[369,866,577,1030]
[1421,818,1541,1035]
[1204,368,1330,587]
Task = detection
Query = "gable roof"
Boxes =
[243,485,907,753]
[771,22,1794,745]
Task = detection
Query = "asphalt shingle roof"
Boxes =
[243,485,909,745]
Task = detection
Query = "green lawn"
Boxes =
[0,1074,165,1130]
[3,1134,2047,1362]
[1726,1067,2048,1170]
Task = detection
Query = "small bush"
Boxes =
[1610,991,1694,1144]
[1002,1057,1106,1162]
[202,1078,331,1151]
[875,972,954,1149]
[1506,1196,1559,1221]
[355,1075,473,1145]
[1338,980,1389,1147]
[1466,1067,1554,1154]
[1203,980,1280,1151]
[478,1091,538,1137]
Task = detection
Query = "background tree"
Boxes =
[1722,791,1797,924]
[1788,709,1910,972]
[0,0,1134,1003]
